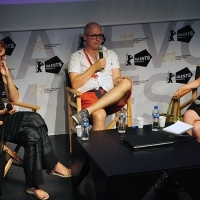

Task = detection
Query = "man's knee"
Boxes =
[92,109,106,122]
[119,78,132,91]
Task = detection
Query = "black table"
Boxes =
[71,124,200,200]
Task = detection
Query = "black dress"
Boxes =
[0,75,58,187]
[186,96,200,116]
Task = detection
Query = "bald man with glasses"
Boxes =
[68,22,132,131]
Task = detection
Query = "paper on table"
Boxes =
[162,120,194,135]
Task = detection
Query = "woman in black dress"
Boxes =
[0,41,71,199]
[174,77,200,142]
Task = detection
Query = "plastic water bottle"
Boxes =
[152,105,159,131]
[118,108,127,133]
[81,114,89,140]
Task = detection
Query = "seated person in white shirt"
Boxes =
[68,22,132,131]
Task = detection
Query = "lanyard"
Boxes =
[84,49,98,78]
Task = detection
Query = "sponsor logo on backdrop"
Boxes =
[175,54,191,60]
[1,37,16,56]
[134,49,152,67]
[166,67,193,84]
[166,71,175,83]
[30,41,43,51]
[125,52,133,66]
[168,29,176,41]
[44,87,60,93]
[31,85,60,95]
[31,85,44,95]
[78,34,85,49]
[133,37,149,43]
[163,52,191,62]
[45,56,63,74]
[176,67,193,84]
[120,34,133,45]
[35,59,44,73]
[78,34,106,49]
[177,25,195,43]
[168,25,195,43]
[44,43,61,49]
[34,56,64,74]
[30,41,61,51]
[133,80,148,85]
[163,52,176,62]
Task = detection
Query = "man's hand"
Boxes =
[115,77,132,85]
[93,58,106,71]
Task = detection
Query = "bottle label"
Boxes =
[83,121,89,127]
[152,113,159,118]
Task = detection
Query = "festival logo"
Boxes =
[1,37,16,56]
[176,67,193,84]
[163,52,176,62]
[166,71,175,83]
[168,25,195,43]
[35,59,44,73]
[45,56,63,74]
[166,67,193,84]
[177,25,195,43]
[168,29,176,41]
[125,52,133,66]
[134,49,152,67]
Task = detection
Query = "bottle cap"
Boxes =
[154,105,158,109]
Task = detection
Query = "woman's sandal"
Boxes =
[46,168,71,178]
[26,187,49,200]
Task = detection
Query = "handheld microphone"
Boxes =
[6,103,13,111]
[99,45,103,59]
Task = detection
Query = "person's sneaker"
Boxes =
[72,109,89,125]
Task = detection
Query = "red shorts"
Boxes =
[81,88,131,115]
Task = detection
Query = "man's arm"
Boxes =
[69,58,106,90]
[112,68,122,86]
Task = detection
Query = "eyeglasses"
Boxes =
[85,34,104,40]
[0,53,5,60]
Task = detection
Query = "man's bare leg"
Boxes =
[72,78,132,125]
[91,109,107,130]
[87,78,132,115]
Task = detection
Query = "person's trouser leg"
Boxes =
[11,125,58,187]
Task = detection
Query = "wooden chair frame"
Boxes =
[66,87,132,153]
[2,98,40,176]
[166,65,200,122]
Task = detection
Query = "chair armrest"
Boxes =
[172,89,193,100]
[66,87,82,96]
[2,98,40,111]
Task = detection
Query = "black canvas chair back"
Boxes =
[165,65,200,122]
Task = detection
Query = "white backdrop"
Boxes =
[0,19,199,135]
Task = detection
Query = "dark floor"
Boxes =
[2,134,195,200]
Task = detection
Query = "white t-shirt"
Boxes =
[68,46,120,93]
